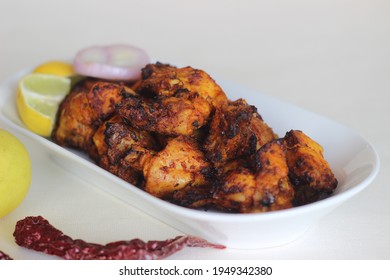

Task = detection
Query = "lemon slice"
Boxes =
[17,73,71,137]
[33,61,75,77]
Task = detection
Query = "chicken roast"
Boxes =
[52,62,338,213]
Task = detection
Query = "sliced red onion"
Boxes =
[73,44,150,81]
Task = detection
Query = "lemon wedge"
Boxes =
[33,61,75,77]
[17,73,71,137]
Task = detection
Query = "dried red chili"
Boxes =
[13,216,225,260]
[0,250,13,260]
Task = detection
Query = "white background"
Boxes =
[0,0,389,260]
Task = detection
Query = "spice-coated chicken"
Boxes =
[117,91,212,136]
[93,118,213,198]
[214,139,295,213]
[143,135,213,199]
[52,62,338,213]
[284,130,338,206]
[92,115,159,186]
[52,79,131,158]
[172,130,338,212]
[134,62,228,109]
[203,98,276,171]
[171,139,294,213]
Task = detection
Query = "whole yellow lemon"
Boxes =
[0,129,32,218]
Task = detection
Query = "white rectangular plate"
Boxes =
[0,69,380,249]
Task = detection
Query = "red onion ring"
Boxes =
[73,44,150,81]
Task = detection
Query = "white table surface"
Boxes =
[0,0,389,260]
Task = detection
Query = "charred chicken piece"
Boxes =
[170,159,249,209]
[92,115,159,186]
[214,140,295,213]
[52,78,136,157]
[117,91,212,136]
[173,131,338,212]
[143,136,213,199]
[203,99,276,171]
[284,130,338,206]
[135,62,228,109]
[170,183,217,210]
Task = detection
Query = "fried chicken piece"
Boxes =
[52,79,135,156]
[213,140,295,213]
[136,62,228,109]
[92,115,159,186]
[170,183,217,209]
[52,79,96,151]
[164,130,338,211]
[100,157,143,187]
[117,91,212,136]
[143,136,212,199]
[174,131,338,212]
[284,130,338,205]
[170,159,249,209]
[203,99,276,170]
